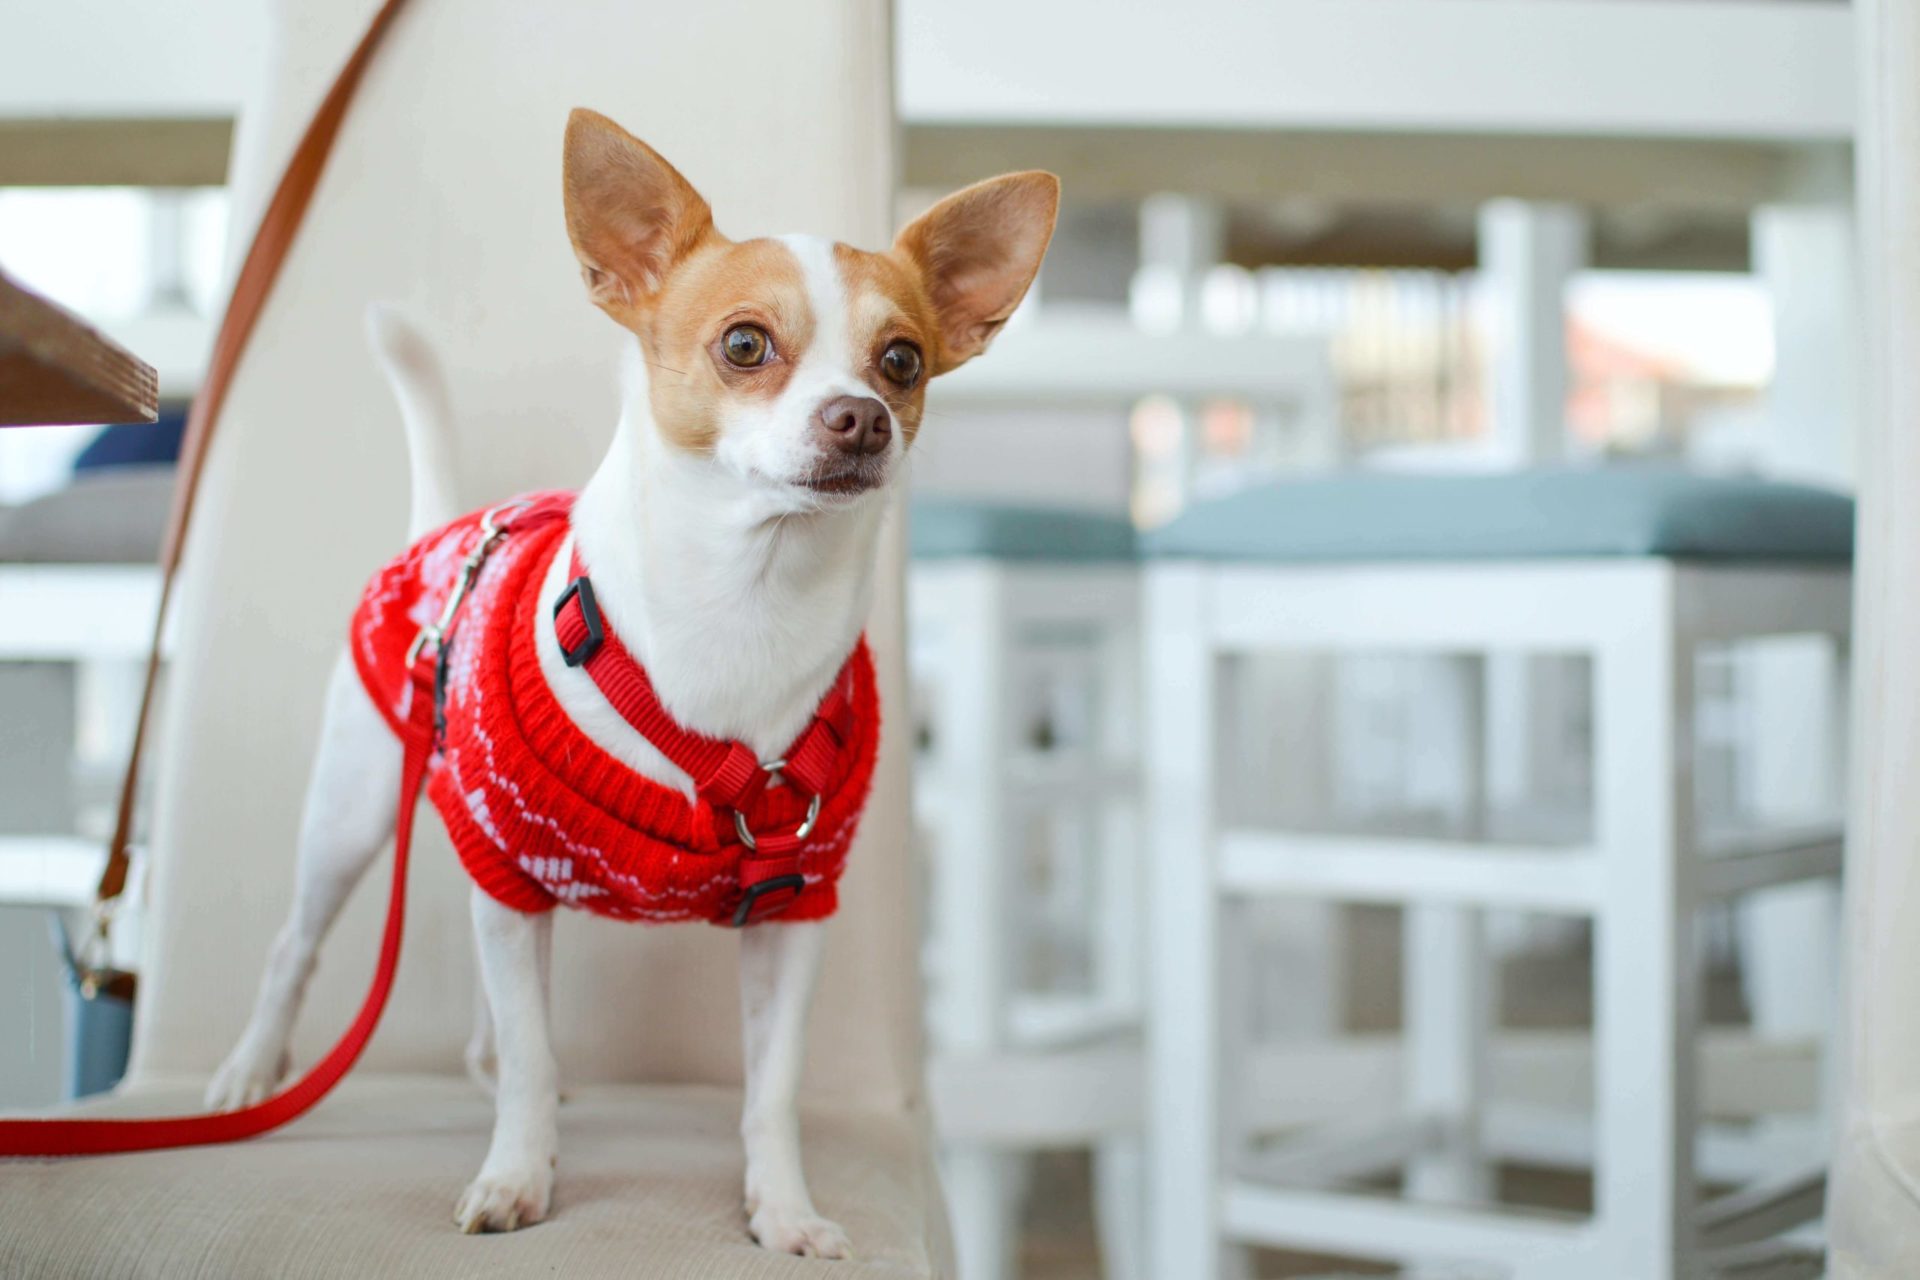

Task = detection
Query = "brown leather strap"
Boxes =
[95,0,413,912]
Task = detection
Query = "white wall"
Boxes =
[0,0,264,120]
[4,0,1856,141]
[898,0,1853,140]
[910,407,1134,513]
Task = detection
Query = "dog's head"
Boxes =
[562,108,1057,504]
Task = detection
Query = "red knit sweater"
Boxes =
[350,494,879,926]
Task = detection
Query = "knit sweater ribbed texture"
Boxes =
[350,493,879,925]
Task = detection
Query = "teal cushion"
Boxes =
[910,498,1138,561]
[1144,469,1854,564]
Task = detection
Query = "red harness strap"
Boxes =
[552,549,860,924]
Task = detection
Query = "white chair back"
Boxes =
[129,0,921,1111]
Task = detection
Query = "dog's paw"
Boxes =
[204,1042,289,1111]
[750,1204,852,1259]
[454,1163,553,1234]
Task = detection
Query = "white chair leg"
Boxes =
[927,567,1022,1279]
[1091,589,1148,1280]
[1737,634,1841,1105]
[1739,883,1840,1044]
[1737,880,1840,1164]
[924,566,1014,1011]
[1096,612,1143,1024]
[944,1150,1021,1280]
[1144,565,1244,1280]
[1215,900,1256,1280]
[1592,588,1699,1280]
[1092,1135,1146,1280]
[1406,654,1494,1203]
[1404,904,1493,1204]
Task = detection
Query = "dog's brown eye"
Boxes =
[880,341,922,387]
[722,325,771,368]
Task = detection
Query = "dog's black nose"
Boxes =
[814,395,892,457]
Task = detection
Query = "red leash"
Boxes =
[0,655,437,1157]
[0,481,867,1153]
[0,0,416,1160]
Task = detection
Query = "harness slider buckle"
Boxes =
[731,874,807,927]
[553,576,605,667]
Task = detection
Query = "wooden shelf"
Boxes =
[0,270,159,427]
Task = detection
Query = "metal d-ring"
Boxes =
[734,793,822,851]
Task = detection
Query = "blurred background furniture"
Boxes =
[0,433,171,1106]
[910,499,1142,1280]
[1145,469,1851,1280]
[902,8,1860,1270]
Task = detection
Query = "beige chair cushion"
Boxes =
[0,1078,947,1278]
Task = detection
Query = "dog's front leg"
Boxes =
[456,888,559,1233]
[739,920,850,1258]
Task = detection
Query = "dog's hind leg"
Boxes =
[455,889,558,1232]
[739,920,850,1258]
[206,654,401,1110]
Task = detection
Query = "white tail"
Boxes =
[365,303,460,538]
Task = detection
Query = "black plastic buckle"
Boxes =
[553,576,604,667]
[731,874,806,927]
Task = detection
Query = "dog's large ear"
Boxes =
[563,109,714,316]
[894,171,1059,374]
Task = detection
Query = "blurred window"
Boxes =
[1127,261,1776,523]
[1567,270,1773,460]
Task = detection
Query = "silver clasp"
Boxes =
[406,501,527,666]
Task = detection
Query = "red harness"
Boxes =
[352,492,878,927]
[0,491,878,1155]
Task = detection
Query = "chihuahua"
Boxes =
[205,108,1057,1257]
